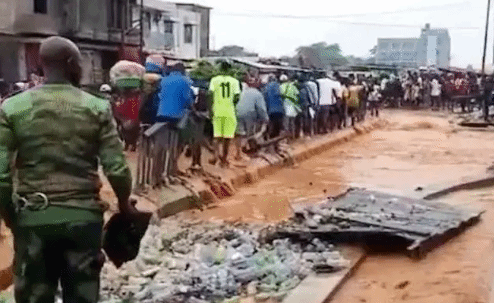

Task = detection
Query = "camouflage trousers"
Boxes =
[13,221,104,303]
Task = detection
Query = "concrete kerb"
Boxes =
[155,118,388,218]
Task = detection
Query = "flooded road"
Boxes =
[186,109,494,303]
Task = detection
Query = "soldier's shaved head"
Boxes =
[40,36,82,64]
[40,36,83,86]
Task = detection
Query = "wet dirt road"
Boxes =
[187,109,494,303]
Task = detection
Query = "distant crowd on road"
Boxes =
[378,69,494,118]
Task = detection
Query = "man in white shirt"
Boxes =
[431,76,442,110]
[316,75,342,134]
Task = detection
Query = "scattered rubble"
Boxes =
[99,218,348,303]
[274,188,483,258]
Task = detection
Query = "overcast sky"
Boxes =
[187,0,491,69]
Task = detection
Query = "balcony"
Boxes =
[13,13,58,35]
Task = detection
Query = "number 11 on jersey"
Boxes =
[220,82,231,98]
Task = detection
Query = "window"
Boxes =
[184,24,193,44]
[108,0,123,29]
[392,43,400,50]
[165,21,173,34]
[164,21,174,49]
[146,12,151,31]
[34,0,47,14]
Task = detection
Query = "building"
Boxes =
[416,23,451,68]
[0,0,211,85]
[0,0,144,85]
[138,0,210,60]
[175,3,211,58]
[376,38,419,67]
[375,24,451,68]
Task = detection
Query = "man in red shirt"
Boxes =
[441,75,452,112]
[112,88,142,151]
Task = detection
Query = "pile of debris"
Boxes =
[273,188,483,258]
[99,218,348,303]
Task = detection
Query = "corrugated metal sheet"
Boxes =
[274,188,484,259]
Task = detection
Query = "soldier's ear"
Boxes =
[67,56,82,86]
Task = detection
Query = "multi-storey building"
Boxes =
[0,0,211,85]
[375,24,451,68]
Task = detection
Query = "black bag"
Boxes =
[102,211,153,268]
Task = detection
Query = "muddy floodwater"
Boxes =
[186,109,494,303]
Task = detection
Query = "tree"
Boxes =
[346,55,365,66]
[296,42,348,69]
[369,45,377,56]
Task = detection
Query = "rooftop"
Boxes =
[174,2,213,9]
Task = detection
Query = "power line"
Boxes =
[213,13,479,30]
[214,1,469,20]
[212,1,479,30]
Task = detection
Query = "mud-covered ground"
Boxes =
[185,109,494,303]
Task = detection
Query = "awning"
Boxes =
[78,43,119,52]
[232,58,315,73]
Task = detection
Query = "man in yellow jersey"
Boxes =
[208,61,241,167]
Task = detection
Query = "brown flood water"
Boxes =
[186,109,494,303]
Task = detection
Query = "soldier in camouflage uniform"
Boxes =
[0,36,135,302]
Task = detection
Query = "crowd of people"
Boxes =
[379,69,494,115]
[7,55,494,180]
[103,56,383,176]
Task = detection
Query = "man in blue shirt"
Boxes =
[157,62,195,124]
[156,62,195,176]
[262,75,285,140]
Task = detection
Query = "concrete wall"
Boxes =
[176,9,200,59]
[0,41,21,82]
[80,49,103,86]
[78,0,109,40]
[176,4,210,57]
[0,0,16,32]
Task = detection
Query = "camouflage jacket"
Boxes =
[0,84,132,226]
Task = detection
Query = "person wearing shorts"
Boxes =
[209,61,241,167]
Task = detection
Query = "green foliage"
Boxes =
[296,42,348,68]
[189,60,248,82]
[189,60,216,81]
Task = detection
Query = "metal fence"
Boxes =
[135,123,180,190]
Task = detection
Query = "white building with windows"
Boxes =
[137,0,210,60]
[376,38,419,67]
[375,24,451,68]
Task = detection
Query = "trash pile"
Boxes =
[273,188,484,258]
[99,218,349,303]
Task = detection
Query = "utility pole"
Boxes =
[139,0,144,64]
[121,0,128,61]
[482,0,491,75]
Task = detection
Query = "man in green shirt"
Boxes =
[280,74,301,139]
[0,36,135,303]
[208,61,241,167]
